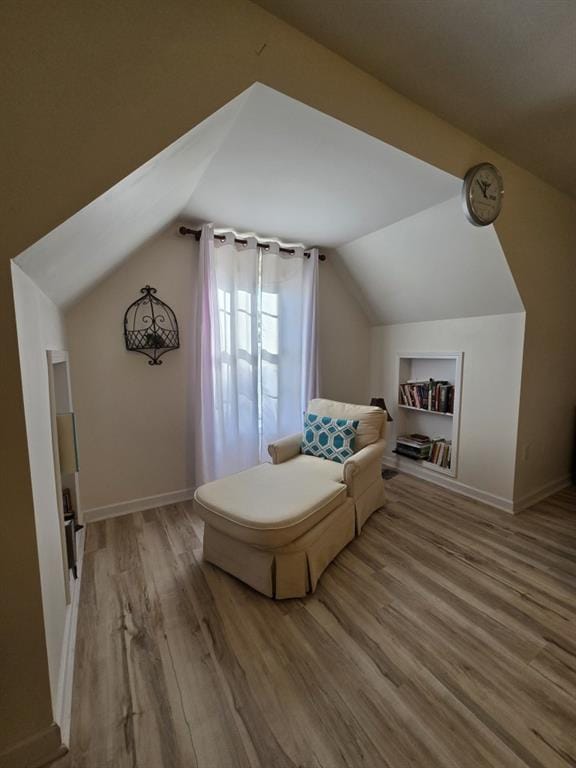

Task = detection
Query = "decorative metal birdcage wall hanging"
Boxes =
[123,285,179,365]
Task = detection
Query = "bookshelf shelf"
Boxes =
[390,352,463,479]
[392,449,452,475]
[397,404,453,417]
[422,460,453,476]
[392,451,455,477]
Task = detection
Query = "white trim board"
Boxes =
[513,474,572,512]
[54,527,85,746]
[84,488,196,523]
[384,459,572,514]
[383,456,515,513]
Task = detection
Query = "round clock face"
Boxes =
[462,163,504,226]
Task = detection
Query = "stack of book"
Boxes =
[394,433,432,461]
[425,439,452,469]
[399,379,454,414]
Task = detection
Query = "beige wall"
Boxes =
[1,277,59,762]
[371,313,526,508]
[500,172,576,501]
[66,229,197,513]
[318,258,371,406]
[11,264,69,715]
[66,229,370,514]
[2,0,575,760]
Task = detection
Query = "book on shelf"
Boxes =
[395,433,432,460]
[398,379,454,414]
[425,438,452,469]
[395,434,452,470]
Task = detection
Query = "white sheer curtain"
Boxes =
[194,226,319,484]
[260,242,319,453]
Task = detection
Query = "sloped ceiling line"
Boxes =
[251,0,576,199]
[14,88,252,308]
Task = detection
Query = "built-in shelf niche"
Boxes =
[393,352,463,478]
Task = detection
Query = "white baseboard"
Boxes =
[384,458,573,514]
[54,527,85,746]
[382,457,515,513]
[513,474,572,512]
[0,722,66,768]
[84,488,196,523]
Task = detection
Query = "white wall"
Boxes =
[371,312,526,507]
[65,228,371,515]
[10,263,68,713]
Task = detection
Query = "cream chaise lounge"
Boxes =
[194,399,387,599]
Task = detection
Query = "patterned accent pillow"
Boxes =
[301,412,359,463]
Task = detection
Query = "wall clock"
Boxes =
[462,162,504,226]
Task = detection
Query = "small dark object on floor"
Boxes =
[382,468,398,480]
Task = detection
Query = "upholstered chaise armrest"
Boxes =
[268,433,303,464]
[342,439,386,487]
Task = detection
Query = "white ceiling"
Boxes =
[14,83,459,307]
[14,83,521,326]
[252,0,576,198]
[181,84,459,245]
[336,196,523,325]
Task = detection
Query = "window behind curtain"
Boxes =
[215,250,285,462]
[195,226,318,484]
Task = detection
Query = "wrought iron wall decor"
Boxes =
[123,285,179,365]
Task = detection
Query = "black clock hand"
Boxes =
[476,179,487,198]
[482,180,498,201]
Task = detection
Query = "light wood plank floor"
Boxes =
[70,474,576,768]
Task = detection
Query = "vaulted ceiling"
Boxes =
[253,0,576,198]
[336,196,523,325]
[13,84,522,325]
[182,85,458,246]
[14,84,459,307]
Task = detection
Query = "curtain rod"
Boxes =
[178,226,326,261]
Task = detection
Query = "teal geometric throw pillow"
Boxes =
[301,412,359,463]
